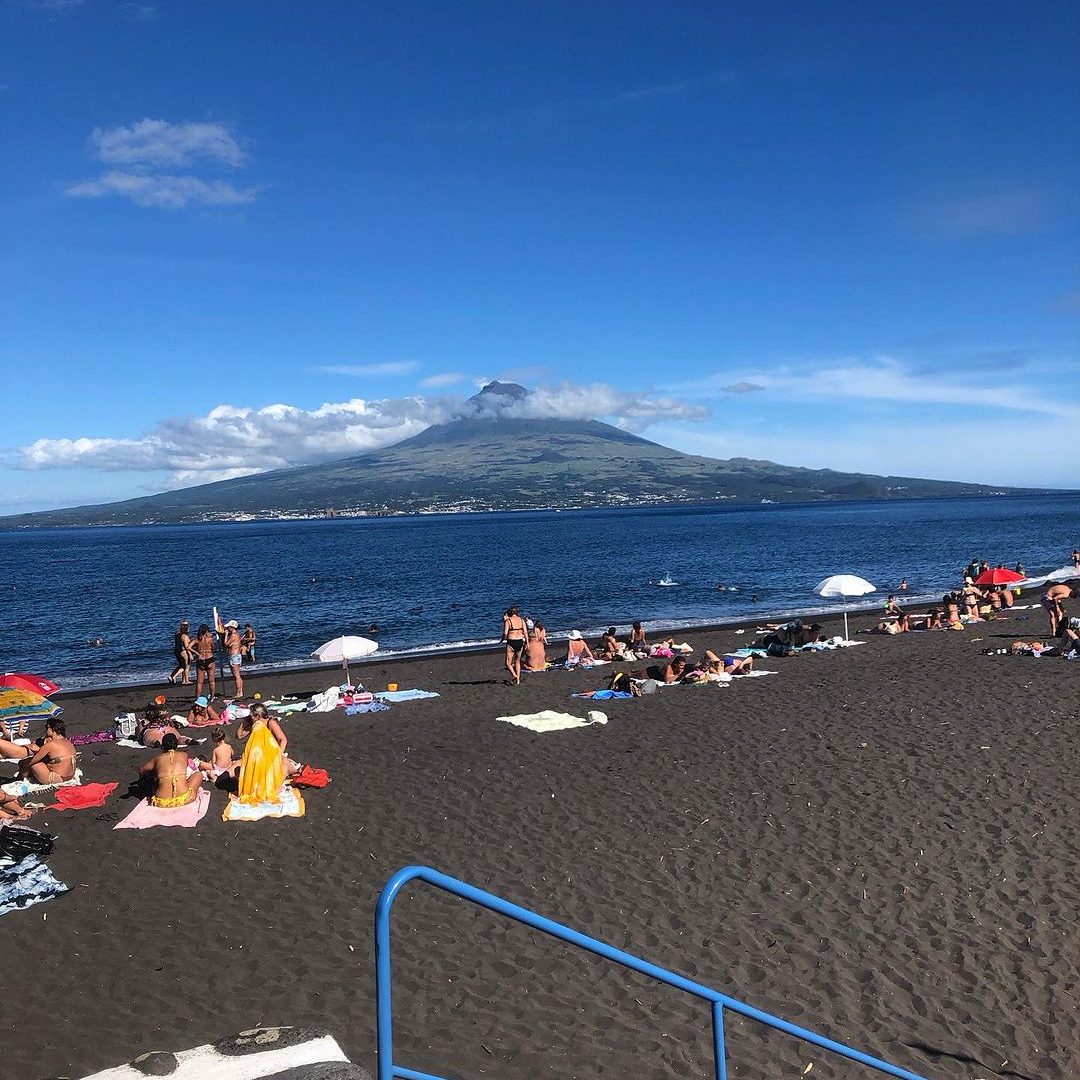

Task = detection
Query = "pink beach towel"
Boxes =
[113,788,211,830]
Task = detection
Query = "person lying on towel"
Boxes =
[0,718,77,786]
[139,733,203,809]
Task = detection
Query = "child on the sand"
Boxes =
[198,727,239,780]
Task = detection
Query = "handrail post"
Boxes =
[712,1002,728,1080]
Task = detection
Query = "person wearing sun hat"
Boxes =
[565,629,594,666]
[186,695,221,728]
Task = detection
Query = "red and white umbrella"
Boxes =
[0,672,61,696]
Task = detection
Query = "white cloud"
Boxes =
[911,185,1051,239]
[91,119,246,168]
[66,119,255,211]
[313,361,419,377]
[65,171,257,209]
[421,372,468,388]
[703,355,1079,422]
[18,382,708,487]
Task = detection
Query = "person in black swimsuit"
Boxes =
[502,605,528,685]
[169,620,193,685]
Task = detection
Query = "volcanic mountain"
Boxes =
[2,382,1038,526]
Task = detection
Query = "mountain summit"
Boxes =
[2,384,1040,526]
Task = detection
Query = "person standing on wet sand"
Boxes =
[193,623,217,700]
[240,622,257,662]
[168,620,193,685]
[502,605,528,685]
[223,619,244,698]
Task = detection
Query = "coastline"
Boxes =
[6,585,1078,1079]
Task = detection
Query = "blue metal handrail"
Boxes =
[375,865,930,1080]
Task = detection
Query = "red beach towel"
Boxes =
[289,765,330,788]
[45,782,119,811]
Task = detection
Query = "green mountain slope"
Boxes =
[2,383,1044,527]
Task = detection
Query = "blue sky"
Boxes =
[2,0,1078,511]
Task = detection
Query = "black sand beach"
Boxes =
[6,604,1079,1080]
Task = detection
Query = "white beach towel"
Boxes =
[78,1026,350,1080]
[1,768,83,797]
[306,687,342,713]
[730,670,778,678]
[497,710,607,733]
[223,786,305,821]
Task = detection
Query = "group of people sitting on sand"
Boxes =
[0,699,302,820]
[501,607,753,684]
[0,718,77,820]
[137,702,298,809]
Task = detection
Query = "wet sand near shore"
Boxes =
[5,602,1079,1080]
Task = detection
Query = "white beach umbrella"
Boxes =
[311,635,379,685]
[814,574,876,642]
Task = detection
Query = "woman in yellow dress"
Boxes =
[236,703,289,804]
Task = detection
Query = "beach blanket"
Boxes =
[268,701,309,715]
[345,701,391,714]
[220,703,251,722]
[572,690,634,699]
[115,738,147,749]
[498,710,607,732]
[2,768,83,798]
[70,729,116,747]
[45,782,119,811]
[730,669,778,678]
[376,689,440,702]
[114,788,211,830]
[0,854,69,918]
[731,647,770,658]
[290,765,330,788]
[223,786,305,822]
[76,1025,353,1080]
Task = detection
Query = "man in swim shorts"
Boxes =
[223,619,244,697]
[1041,584,1075,636]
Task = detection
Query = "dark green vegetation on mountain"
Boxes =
[3,383,1045,526]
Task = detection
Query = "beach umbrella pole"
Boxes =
[844,609,850,642]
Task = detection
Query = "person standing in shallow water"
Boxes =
[502,605,528,685]
[222,619,244,698]
[169,620,193,685]
[193,623,217,700]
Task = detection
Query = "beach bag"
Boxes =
[639,679,659,695]
[608,672,642,697]
[0,825,56,862]
[766,641,795,657]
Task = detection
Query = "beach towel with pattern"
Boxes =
[0,854,69,917]
[223,786,305,822]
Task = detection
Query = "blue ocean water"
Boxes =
[0,495,1077,689]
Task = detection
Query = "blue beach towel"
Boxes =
[375,689,440,702]
[572,690,633,700]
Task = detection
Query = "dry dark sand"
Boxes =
[5,605,1079,1080]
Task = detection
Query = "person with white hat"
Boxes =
[565,629,594,666]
